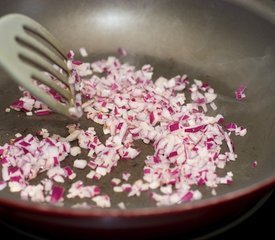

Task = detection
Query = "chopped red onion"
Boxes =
[67,50,74,60]
[117,202,126,209]
[1,50,248,208]
[20,184,45,202]
[211,189,217,196]
[252,161,258,168]
[226,122,237,131]
[169,122,180,132]
[67,181,101,199]
[73,159,87,169]
[50,185,64,203]
[113,186,123,192]
[34,109,52,116]
[86,170,96,179]
[181,191,193,202]
[79,47,88,57]
[235,84,247,101]
[0,133,70,193]
[117,47,127,57]
[122,172,131,181]
[226,123,247,136]
[92,195,111,208]
[111,178,121,186]
[64,166,76,179]
[70,146,81,156]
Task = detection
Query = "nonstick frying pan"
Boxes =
[0,0,274,238]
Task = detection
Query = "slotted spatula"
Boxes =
[0,13,77,118]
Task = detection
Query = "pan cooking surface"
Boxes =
[0,0,274,212]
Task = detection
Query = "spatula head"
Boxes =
[0,14,76,118]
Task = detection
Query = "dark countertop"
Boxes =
[206,191,274,240]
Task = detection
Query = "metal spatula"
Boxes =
[0,13,76,118]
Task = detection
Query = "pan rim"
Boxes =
[0,175,274,218]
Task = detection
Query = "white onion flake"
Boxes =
[0,50,248,208]
[73,159,87,169]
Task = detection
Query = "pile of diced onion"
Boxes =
[0,48,247,208]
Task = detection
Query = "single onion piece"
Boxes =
[79,47,88,57]
[64,166,74,177]
[117,202,126,209]
[10,100,24,111]
[67,50,74,60]
[181,191,193,202]
[169,122,180,132]
[72,60,83,66]
[73,159,87,169]
[111,178,121,186]
[122,172,131,181]
[252,161,258,168]
[70,146,81,156]
[50,185,64,203]
[184,125,206,133]
[117,47,127,57]
[34,109,52,116]
[235,84,247,101]
[92,195,111,208]
[225,122,237,131]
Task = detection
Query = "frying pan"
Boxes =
[0,0,275,238]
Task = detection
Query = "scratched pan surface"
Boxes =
[0,0,274,238]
